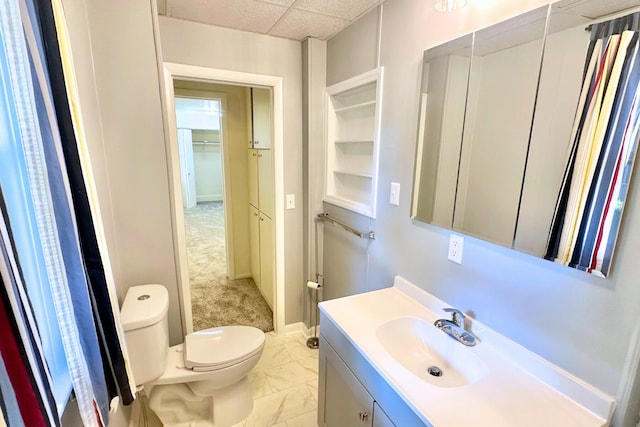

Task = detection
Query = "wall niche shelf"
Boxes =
[325,68,383,218]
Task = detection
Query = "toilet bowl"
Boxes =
[120,284,265,427]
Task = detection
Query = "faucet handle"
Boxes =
[443,308,465,328]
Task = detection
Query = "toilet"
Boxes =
[120,284,265,427]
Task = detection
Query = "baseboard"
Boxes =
[285,321,320,339]
[196,195,223,203]
[232,273,251,280]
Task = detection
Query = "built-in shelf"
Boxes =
[334,140,374,144]
[334,170,373,179]
[333,100,376,114]
[325,68,383,218]
[192,141,220,145]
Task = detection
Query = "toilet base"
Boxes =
[148,377,253,427]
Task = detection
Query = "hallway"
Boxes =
[184,202,273,332]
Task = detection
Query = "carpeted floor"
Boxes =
[183,202,273,332]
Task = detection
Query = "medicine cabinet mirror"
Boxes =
[411,34,472,228]
[411,0,640,277]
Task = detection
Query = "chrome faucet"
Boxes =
[434,307,477,346]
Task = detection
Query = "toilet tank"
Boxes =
[120,284,170,385]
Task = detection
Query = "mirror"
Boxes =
[411,0,640,277]
[520,0,640,276]
[453,6,548,247]
[411,35,472,228]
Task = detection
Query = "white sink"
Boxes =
[375,316,488,387]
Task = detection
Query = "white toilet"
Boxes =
[120,284,265,427]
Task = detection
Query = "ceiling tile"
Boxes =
[166,0,288,34]
[295,0,381,20]
[562,0,640,19]
[254,0,296,6]
[269,8,349,40]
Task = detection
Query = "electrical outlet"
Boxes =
[448,234,464,264]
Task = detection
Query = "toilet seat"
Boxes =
[184,326,265,371]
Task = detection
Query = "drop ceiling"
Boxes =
[156,0,384,41]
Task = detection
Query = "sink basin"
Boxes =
[376,317,488,387]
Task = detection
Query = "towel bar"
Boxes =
[316,212,375,240]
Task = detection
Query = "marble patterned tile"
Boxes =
[285,410,318,427]
[265,331,308,347]
[264,360,318,392]
[264,332,291,348]
[244,384,317,427]
[306,379,318,401]
[253,344,292,371]
[297,356,319,376]
[248,371,273,398]
[284,339,318,360]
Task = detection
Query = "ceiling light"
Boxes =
[434,0,469,12]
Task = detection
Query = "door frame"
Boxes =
[161,62,285,335]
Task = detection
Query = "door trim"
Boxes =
[162,62,286,335]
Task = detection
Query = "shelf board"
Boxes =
[324,194,373,218]
[333,100,376,114]
[334,139,374,144]
[334,170,373,179]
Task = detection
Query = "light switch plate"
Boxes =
[448,234,464,264]
[286,194,295,210]
[390,182,400,206]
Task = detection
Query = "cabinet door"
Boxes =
[248,149,259,209]
[259,214,274,310]
[373,402,396,427]
[257,150,274,219]
[249,205,261,289]
[321,340,374,427]
[251,87,272,149]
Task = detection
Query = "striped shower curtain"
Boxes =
[545,13,640,277]
[0,0,134,425]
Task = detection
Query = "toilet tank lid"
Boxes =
[120,284,169,331]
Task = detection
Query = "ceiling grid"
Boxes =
[159,0,384,41]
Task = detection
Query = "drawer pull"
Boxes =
[359,412,368,422]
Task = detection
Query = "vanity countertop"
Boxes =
[318,276,615,427]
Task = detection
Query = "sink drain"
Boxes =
[427,366,443,377]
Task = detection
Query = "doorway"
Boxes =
[161,63,286,336]
[173,83,274,333]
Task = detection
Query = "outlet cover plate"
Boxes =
[390,182,400,206]
[448,234,464,264]
[286,194,295,210]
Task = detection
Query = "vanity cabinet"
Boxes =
[320,337,395,427]
[319,312,425,427]
[372,403,395,427]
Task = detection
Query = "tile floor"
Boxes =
[135,332,318,427]
[233,331,319,427]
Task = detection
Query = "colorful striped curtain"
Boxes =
[545,12,640,277]
[0,0,135,425]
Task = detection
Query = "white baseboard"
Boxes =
[284,321,320,339]
[196,195,223,203]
